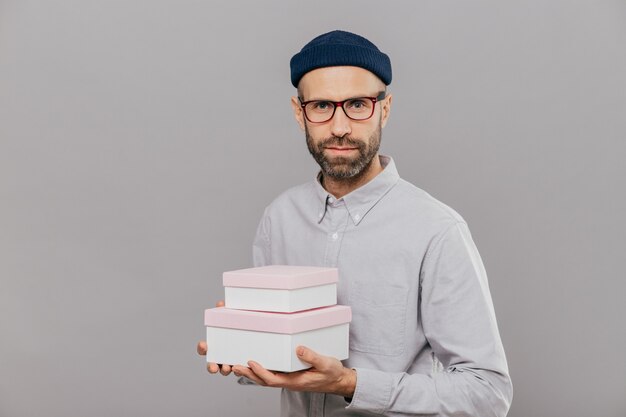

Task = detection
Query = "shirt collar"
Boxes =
[313,155,400,225]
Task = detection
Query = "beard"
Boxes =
[305,121,382,181]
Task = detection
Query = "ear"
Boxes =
[291,96,306,131]
[380,93,393,128]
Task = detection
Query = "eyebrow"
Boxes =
[302,92,384,102]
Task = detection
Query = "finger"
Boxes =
[216,300,225,307]
[296,346,326,369]
[248,361,285,386]
[220,364,232,376]
[197,341,207,355]
[207,362,220,374]
[232,365,266,386]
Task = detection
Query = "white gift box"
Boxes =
[205,305,351,372]
[223,265,338,313]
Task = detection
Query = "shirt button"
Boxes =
[318,212,323,218]
[328,197,334,204]
[354,214,361,221]
[332,232,338,240]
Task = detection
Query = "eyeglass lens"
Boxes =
[304,98,375,122]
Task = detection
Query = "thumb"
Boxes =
[296,346,324,368]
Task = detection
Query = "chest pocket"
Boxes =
[349,283,408,356]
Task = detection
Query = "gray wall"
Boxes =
[1,1,625,416]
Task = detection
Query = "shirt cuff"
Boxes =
[237,376,257,386]
[345,367,395,414]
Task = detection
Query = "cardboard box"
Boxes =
[223,265,338,313]
[205,305,351,372]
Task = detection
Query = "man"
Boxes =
[197,30,513,416]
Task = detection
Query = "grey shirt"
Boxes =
[250,155,512,417]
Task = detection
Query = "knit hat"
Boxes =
[290,30,392,88]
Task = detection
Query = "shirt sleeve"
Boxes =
[237,209,272,387]
[346,222,513,416]
[252,207,271,267]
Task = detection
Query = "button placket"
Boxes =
[322,199,349,267]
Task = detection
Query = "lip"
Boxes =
[325,147,358,152]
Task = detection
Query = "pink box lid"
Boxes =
[222,265,338,290]
[204,305,351,334]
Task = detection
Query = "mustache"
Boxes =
[319,136,364,149]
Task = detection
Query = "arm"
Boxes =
[197,210,272,378]
[234,210,272,386]
[235,221,512,416]
[347,222,513,416]
[234,208,358,392]
[252,207,271,267]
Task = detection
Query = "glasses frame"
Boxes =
[299,91,386,123]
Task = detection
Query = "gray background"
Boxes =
[1,1,625,416]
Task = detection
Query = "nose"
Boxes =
[329,106,352,138]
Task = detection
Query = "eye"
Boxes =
[310,101,333,111]
[346,99,369,111]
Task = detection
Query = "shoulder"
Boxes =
[386,178,467,231]
[262,181,318,216]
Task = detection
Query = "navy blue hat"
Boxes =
[290,30,392,88]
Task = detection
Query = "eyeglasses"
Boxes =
[299,91,386,123]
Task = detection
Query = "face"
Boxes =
[292,66,392,181]
[304,115,381,180]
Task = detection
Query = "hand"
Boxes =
[197,300,233,376]
[232,346,356,397]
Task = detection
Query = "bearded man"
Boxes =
[198,30,513,417]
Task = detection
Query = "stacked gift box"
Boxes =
[204,265,352,372]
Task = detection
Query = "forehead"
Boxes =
[298,66,384,100]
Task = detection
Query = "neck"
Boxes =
[321,155,383,198]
